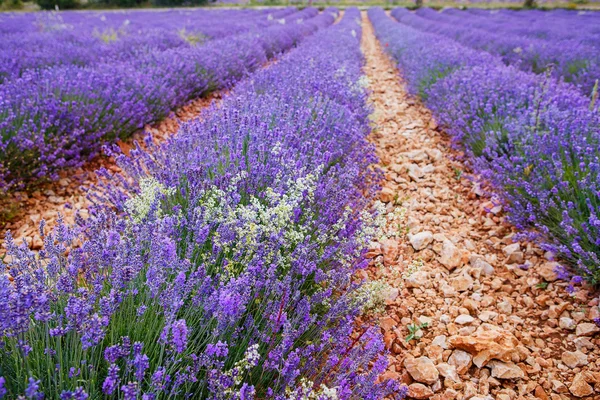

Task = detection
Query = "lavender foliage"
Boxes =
[0,8,403,399]
[370,7,600,284]
[391,8,600,95]
[0,8,331,191]
[0,8,297,83]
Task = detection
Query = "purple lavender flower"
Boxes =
[571,275,584,285]
[205,342,229,359]
[68,368,80,378]
[104,345,122,364]
[25,378,42,399]
[171,319,189,354]
[102,364,120,395]
[59,388,88,400]
[121,382,138,400]
[134,353,150,382]
[136,305,147,317]
[0,377,7,399]
[151,367,168,391]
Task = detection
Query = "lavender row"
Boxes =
[0,8,332,191]
[0,8,295,36]
[0,8,297,83]
[0,7,402,399]
[369,7,600,285]
[460,8,600,46]
[391,8,600,95]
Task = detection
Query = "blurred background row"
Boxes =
[1,0,599,12]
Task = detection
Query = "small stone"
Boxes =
[455,315,475,325]
[439,240,462,270]
[380,238,399,267]
[408,164,424,181]
[383,286,399,302]
[463,381,478,398]
[379,187,395,203]
[497,300,512,314]
[48,195,64,204]
[576,322,600,336]
[559,317,576,330]
[31,235,43,250]
[426,345,444,363]
[569,373,593,397]
[436,363,460,383]
[502,243,520,257]
[506,251,524,265]
[405,149,429,162]
[426,148,442,160]
[404,356,439,385]
[488,360,525,380]
[471,257,495,276]
[440,314,451,324]
[561,350,588,369]
[449,274,473,292]
[409,231,434,251]
[478,311,498,322]
[432,335,447,349]
[380,316,396,332]
[405,270,429,288]
[463,298,479,313]
[448,328,519,366]
[422,164,435,174]
[448,350,472,374]
[538,262,558,282]
[551,380,568,393]
[440,284,456,298]
[441,389,458,400]
[431,379,442,393]
[573,337,594,350]
[534,385,549,400]
[407,383,434,399]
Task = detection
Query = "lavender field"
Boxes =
[1,6,600,400]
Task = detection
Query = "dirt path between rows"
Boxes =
[360,13,600,400]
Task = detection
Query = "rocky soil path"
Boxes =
[360,14,600,400]
[0,94,221,252]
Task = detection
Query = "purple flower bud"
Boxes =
[121,382,138,400]
[25,377,42,399]
[171,319,188,354]
[102,364,120,395]
[0,377,7,399]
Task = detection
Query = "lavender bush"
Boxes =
[458,8,600,49]
[0,8,297,83]
[391,8,600,95]
[370,7,600,285]
[0,8,403,399]
[0,8,332,191]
